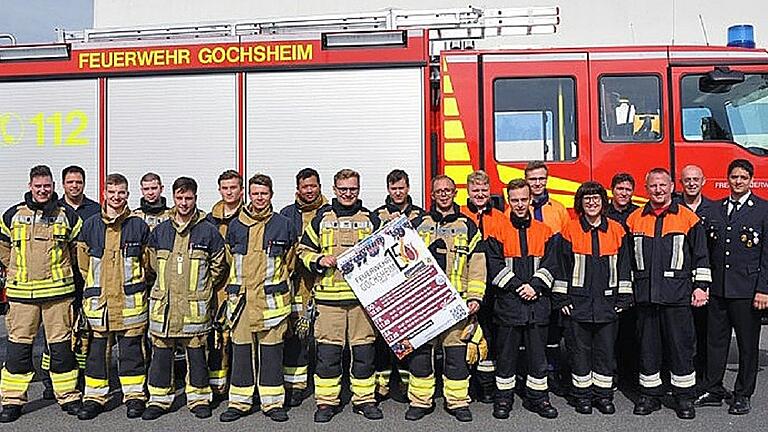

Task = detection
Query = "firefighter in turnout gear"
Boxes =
[552,181,633,415]
[75,173,151,420]
[218,174,295,423]
[132,172,172,231]
[525,161,570,396]
[696,159,768,415]
[625,168,711,420]
[142,177,229,421]
[279,168,328,407]
[298,169,383,423]
[373,169,424,402]
[0,165,83,423]
[484,179,559,420]
[405,175,486,423]
[461,170,507,405]
[205,170,244,397]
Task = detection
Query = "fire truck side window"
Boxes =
[599,75,662,142]
[681,73,768,156]
[493,77,577,162]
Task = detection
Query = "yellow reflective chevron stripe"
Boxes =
[188,258,200,292]
[321,228,334,254]
[301,250,322,271]
[69,217,83,241]
[0,218,10,237]
[303,223,320,247]
[157,255,167,292]
[467,231,481,253]
[467,280,485,298]
[16,223,28,282]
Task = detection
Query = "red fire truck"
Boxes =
[1,6,767,211]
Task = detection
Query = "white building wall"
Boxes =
[93,0,767,48]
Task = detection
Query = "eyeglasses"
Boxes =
[582,195,602,203]
[335,187,359,194]
[434,188,455,196]
[527,176,547,182]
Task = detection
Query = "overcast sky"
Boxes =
[0,0,93,43]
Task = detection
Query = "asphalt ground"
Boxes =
[1,321,767,432]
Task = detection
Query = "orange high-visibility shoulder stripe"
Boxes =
[496,218,552,258]
[563,218,625,256]
[531,199,569,234]
[626,206,700,237]
[461,206,508,239]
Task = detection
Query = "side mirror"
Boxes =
[699,67,745,93]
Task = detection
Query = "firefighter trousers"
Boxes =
[84,327,147,405]
[472,300,496,398]
[704,296,762,398]
[374,333,409,397]
[314,303,376,407]
[407,320,469,410]
[147,335,210,410]
[1,299,80,406]
[283,327,310,392]
[564,319,618,400]
[495,323,549,403]
[637,304,696,400]
[228,316,287,412]
[208,292,229,395]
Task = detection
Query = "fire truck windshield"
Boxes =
[682,72,768,156]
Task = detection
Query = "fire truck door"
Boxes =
[588,51,671,192]
[480,52,591,208]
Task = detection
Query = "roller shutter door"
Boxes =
[246,67,425,210]
[0,79,98,210]
[107,74,237,210]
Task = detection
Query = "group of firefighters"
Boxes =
[0,158,765,424]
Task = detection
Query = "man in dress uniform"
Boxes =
[695,159,768,415]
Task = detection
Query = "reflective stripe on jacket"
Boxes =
[78,207,150,331]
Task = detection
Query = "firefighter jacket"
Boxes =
[462,199,507,239]
[77,206,150,332]
[415,203,486,303]
[132,197,171,231]
[206,200,242,239]
[530,190,569,234]
[374,195,424,226]
[485,212,557,326]
[551,216,633,323]
[298,199,380,305]
[146,209,228,337]
[206,200,242,304]
[625,202,711,306]
[0,192,82,302]
[280,194,328,314]
[225,204,296,332]
[705,193,768,299]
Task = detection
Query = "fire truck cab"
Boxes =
[440,44,768,206]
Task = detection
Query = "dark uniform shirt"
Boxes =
[705,193,768,299]
[605,202,639,229]
[59,195,101,223]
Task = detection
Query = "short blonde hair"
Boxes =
[467,170,490,185]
